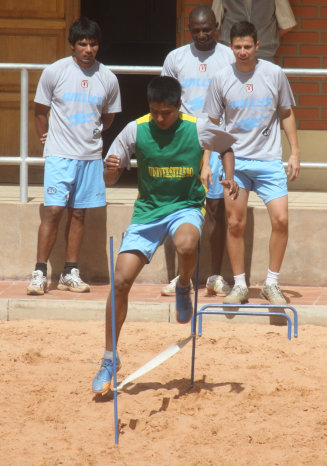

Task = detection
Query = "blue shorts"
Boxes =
[206,151,224,199]
[119,208,205,262]
[233,158,288,204]
[44,156,106,208]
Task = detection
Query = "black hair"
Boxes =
[68,17,102,45]
[230,21,257,44]
[147,76,182,107]
[189,6,216,25]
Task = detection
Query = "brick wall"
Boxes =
[182,0,327,130]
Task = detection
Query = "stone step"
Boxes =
[0,185,326,286]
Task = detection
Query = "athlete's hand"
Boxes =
[104,155,121,172]
[40,132,47,144]
[220,179,239,200]
[287,154,300,182]
[200,164,212,189]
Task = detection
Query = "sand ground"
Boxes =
[1,319,327,466]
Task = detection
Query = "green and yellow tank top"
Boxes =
[131,112,206,224]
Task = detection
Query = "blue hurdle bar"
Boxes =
[197,303,298,339]
[109,236,119,445]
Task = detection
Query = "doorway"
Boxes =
[81,0,177,168]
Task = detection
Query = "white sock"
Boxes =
[234,273,246,287]
[265,269,280,285]
[104,350,113,360]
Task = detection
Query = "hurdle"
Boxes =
[190,294,298,388]
[197,303,298,339]
[189,239,299,386]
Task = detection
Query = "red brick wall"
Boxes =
[182,0,327,130]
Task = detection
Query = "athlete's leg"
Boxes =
[65,207,86,262]
[93,249,147,393]
[172,221,200,323]
[205,197,226,274]
[36,205,65,262]
[266,195,289,272]
[173,222,201,286]
[105,251,148,350]
[224,187,249,276]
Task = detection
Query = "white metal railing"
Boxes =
[1,63,327,203]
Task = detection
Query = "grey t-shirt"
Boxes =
[203,60,295,161]
[162,43,234,118]
[35,56,122,160]
[105,116,236,169]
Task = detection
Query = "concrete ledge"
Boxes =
[7,299,105,321]
[296,305,327,326]
[5,299,171,323]
[1,299,326,328]
[0,300,8,320]
[125,302,170,322]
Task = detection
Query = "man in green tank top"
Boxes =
[92,76,238,395]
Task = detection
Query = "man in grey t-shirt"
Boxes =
[27,17,121,296]
[203,21,300,305]
[161,6,234,298]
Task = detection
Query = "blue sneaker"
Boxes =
[175,282,193,324]
[92,357,121,394]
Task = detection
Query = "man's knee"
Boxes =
[42,206,64,225]
[113,271,134,296]
[70,208,86,223]
[174,231,199,257]
[176,240,198,257]
[271,214,288,234]
[227,216,246,237]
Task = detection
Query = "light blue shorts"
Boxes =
[44,156,106,208]
[119,208,205,262]
[206,151,224,199]
[233,158,288,204]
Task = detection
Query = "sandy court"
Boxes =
[1,318,327,465]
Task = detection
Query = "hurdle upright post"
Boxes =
[190,240,201,388]
[109,236,119,444]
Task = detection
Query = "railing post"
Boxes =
[20,68,29,203]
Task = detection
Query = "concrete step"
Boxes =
[0,184,326,286]
[0,281,326,327]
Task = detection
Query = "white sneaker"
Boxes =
[223,285,248,304]
[27,270,48,295]
[161,275,193,296]
[57,268,90,293]
[205,274,231,296]
[260,282,287,305]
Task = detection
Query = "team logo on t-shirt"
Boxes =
[199,64,207,72]
[81,80,88,88]
[245,84,253,93]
